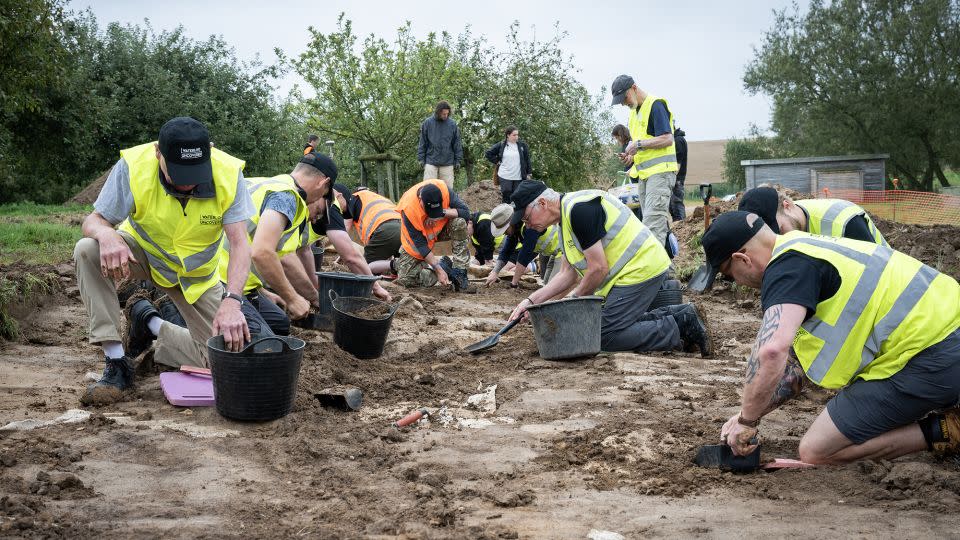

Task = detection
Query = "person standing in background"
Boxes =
[417,101,463,190]
[671,127,688,221]
[303,134,319,155]
[485,126,533,203]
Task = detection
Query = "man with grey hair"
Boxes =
[610,74,678,248]
[506,180,711,356]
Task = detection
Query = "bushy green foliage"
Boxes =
[293,16,611,193]
[0,4,303,203]
[722,135,777,189]
[746,0,960,191]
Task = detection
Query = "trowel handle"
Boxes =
[393,407,429,428]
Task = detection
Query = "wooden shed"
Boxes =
[741,154,888,193]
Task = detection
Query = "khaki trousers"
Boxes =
[423,164,455,190]
[636,171,674,247]
[74,232,222,368]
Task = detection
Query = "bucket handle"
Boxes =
[329,288,398,316]
[240,335,291,354]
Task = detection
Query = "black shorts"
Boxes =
[363,220,401,263]
[826,327,960,444]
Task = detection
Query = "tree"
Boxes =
[293,15,610,194]
[745,0,960,191]
[722,132,778,189]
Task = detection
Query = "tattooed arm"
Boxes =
[740,303,807,421]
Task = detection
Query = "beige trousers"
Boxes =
[636,171,674,247]
[423,164,455,190]
[74,232,223,368]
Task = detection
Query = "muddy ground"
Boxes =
[3,216,960,537]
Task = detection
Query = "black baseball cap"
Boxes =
[420,183,445,219]
[737,187,781,233]
[158,117,212,185]
[610,75,635,106]
[509,180,548,225]
[299,152,338,183]
[701,211,767,274]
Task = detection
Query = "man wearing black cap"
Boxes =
[507,180,711,356]
[702,211,960,464]
[291,173,392,302]
[738,186,888,246]
[610,74,678,248]
[74,117,257,404]
[394,179,472,291]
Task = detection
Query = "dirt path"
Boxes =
[2,275,960,538]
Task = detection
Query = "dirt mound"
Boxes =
[461,179,504,214]
[876,219,960,280]
[69,167,112,205]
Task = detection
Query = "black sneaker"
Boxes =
[155,294,186,327]
[673,303,713,357]
[80,356,135,405]
[124,298,159,359]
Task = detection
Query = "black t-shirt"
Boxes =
[311,184,353,236]
[568,197,606,249]
[470,212,495,263]
[842,215,875,243]
[760,251,842,321]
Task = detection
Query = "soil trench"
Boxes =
[2,244,960,537]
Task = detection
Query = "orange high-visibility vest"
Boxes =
[396,179,451,259]
[353,189,400,245]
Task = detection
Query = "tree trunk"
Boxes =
[465,161,475,186]
[934,162,951,188]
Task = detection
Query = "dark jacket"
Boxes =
[417,116,463,166]
[484,140,532,180]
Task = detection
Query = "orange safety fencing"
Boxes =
[818,188,960,226]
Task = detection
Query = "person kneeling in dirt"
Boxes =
[701,211,960,464]
[506,181,711,356]
[470,204,512,267]
[74,117,262,404]
[394,179,474,293]
[486,219,563,288]
[738,186,888,246]
[291,181,392,302]
[133,152,342,343]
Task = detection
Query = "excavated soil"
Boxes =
[2,254,960,538]
[461,180,505,215]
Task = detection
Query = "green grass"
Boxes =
[0,203,89,265]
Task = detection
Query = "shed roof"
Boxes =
[740,154,889,167]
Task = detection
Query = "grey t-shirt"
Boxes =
[260,191,298,228]
[93,158,254,225]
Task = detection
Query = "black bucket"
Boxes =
[207,335,306,421]
[329,290,398,359]
[316,272,380,331]
[649,279,684,310]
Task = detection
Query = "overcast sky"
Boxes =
[70,0,805,142]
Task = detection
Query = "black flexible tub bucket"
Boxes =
[329,290,398,359]
[315,272,380,331]
[207,335,305,421]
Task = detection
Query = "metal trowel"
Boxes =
[315,387,363,411]
[694,443,761,472]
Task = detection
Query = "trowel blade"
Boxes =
[694,444,761,472]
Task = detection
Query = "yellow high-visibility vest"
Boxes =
[559,190,670,297]
[471,213,506,252]
[529,224,560,257]
[299,195,343,248]
[627,94,679,180]
[220,174,308,294]
[795,199,888,247]
[118,142,244,304]
[771,231,960,389]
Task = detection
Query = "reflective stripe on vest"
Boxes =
[221,174,308,293]
[396,179,451,259]
[533,225,560,256]
[354,190,399,245]
[627,94,679,180]
[795,199,889,247]
[117,142,243,304]
[559,190,670,297]
[770,232,960,388]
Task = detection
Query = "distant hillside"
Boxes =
[685,139,726,186]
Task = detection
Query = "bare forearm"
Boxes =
[639,133,674,150]
[281,253,318,299]
[82,213,117,240]
[511,264,525,285]
[574,266,605,297]
[741,349,787,421]
[252,249,296,300]
[529,266,575,304]
[297,247,319,289]
[225,243,251,297]
[330,232,374,276]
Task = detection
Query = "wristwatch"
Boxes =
[221,291,245,306]
[737,414,760,428]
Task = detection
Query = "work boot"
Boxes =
[673,303,713,357]
[932,408,960,456]
[436,256,457,290]
[124,297,159,359]
[155,293,186,327]
[80,356,135,406]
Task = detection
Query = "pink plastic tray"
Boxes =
[159,372,215,407]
